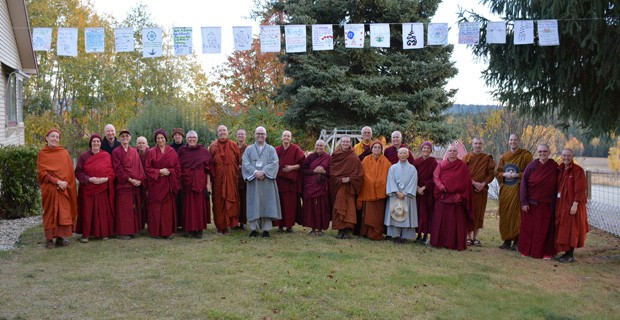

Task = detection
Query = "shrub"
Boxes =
[0,144,42,219]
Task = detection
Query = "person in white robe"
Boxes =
[385,148,419,243]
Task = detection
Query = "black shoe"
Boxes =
[249,230,259,238]
[262,231,270,238]
[335,233,343,239]
[118,235,131,240]
[55,238,69,247]
[165,235,174,240]
[285,228,293,233]
[194,230,204,239]
[510,241,519,251]
[277,228,285,233]
[557,256,576,263]
[499,240,511,250]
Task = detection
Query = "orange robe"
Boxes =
[37,145,78,240]
[497,148,533,241]
[358,154,391,240]
[555,162,589,252]
[209,138,240,231]
[329,148,363,231]
[463,152,495,231]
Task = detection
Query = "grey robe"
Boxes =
[242,143,282,221]
[384,161,418,228]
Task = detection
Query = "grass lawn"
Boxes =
[1,214,618,319]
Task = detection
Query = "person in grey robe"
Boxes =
[385,147,419,244]
[242,126,282,238]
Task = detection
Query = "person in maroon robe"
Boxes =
[178,130,213,239]
[136,136,149,228]
[145,129,181,239]
[431,144,474,251]
[75,134,115,242]
[384,131,414,165]
[519,144,558,259]
[275,130,305,233]
[302,139,331,235]
[236,129,248,229]
[413,141,437,244]
[112,130,147,240]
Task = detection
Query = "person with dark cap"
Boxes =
[170,128,186,228]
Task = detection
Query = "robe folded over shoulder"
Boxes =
[37,145,79,239]
[242,143,282,221]
[209,139,240,230]
[384,145,414,165]
[145,145,181,237]
[519,159,558,258]
[384,161,418,229]
[431,158,474,251]
[276,143,305,228]
[329,148,363,230]
[555,162,589,252]
[358,154,391,240]
[354,141,372,161]
[497,148,533,241]
[178,144,214,231]
[75,150,115,238]
[302,152,331,230]
[463,152,495,231]
[413,156,437,234]
[113,146,147,235]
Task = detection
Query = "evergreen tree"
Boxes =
[462,0,620,137]
[266,0,457,142]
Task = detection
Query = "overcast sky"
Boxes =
[92,0,498,105]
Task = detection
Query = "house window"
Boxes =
[5,72,23,127]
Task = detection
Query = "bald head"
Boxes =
[509,134,520,151]
[255,126,267,145]
[217,125,229,140]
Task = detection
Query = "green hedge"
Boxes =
[0,144,42,219]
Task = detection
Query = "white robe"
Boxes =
[384,161,418,228]
[242,143,282,221]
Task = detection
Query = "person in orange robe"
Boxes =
[497,134,533,250]
[463,137,495,246]
[413,141,437,244]
[236,129,248,229]
[357,140,392,240]
[145,129,181,239]
[384,131,414,165]
[330,136,364,239]
[431,144,474,251]
[75,134,115,243]
[519,144,558,259]
[37,128,78,248]
[208,125,240,234]
[353,126,373,235]
[555,148,589,263]
[275,130,305,233]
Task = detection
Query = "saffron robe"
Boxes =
[275,143,305,228]
[113,146,146,236]
[209,139,240,231]
[242,143,282,221]
[413,156,437,234]
[37,145,78,240]
[301,152,331,230]
[358,154,392,240]
[384,145,414,165]
[431,159,474,251]
[555,162,589,252]
[463,152,495,231]
[75,150,115,238]
[519,159,558,258]
[178,144,213,232]
[385,161,419,238]
[354,140,372,161]
[497,148,533,241]
[329,148,363,230]
[237,142,248,225]
[145,145,181,237]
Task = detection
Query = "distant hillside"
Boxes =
[445,104,502,115]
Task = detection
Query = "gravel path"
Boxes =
[0,216,41,251]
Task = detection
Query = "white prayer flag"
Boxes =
[85,28,105,53]
[32,28,52,51]
[260,25,281,53]
[114,28,134,52]
[173,27,193,56]
[57,28,78,57]
[513,20,534,45]
[537,20,560,46]
[233,26,253,51]
[201,27,222,54]
[458,22,481,44]
[370,24,390,48]
[427,23,448,46]
[142,27,163,58]
[486,21,506,44]
[311,24,333,51]
[344,24,364,48]
[402,23,424,49]
[285,25,306,53]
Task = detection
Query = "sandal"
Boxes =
[467,239,473,246]
[472,239,481,247]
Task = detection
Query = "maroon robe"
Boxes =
[431,158,474,251]
[178,144,214,232]
[75,150,115,239]
[519,159,558,258]
[145,145,181,237]
[138,149,149,228]
[113,146,146,236]
[237,142,248,225]
[413,156,437,234]
[275,143,305,228]
[384,145,414,165]
[301,151,331,230]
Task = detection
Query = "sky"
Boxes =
[91,0,498,105]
